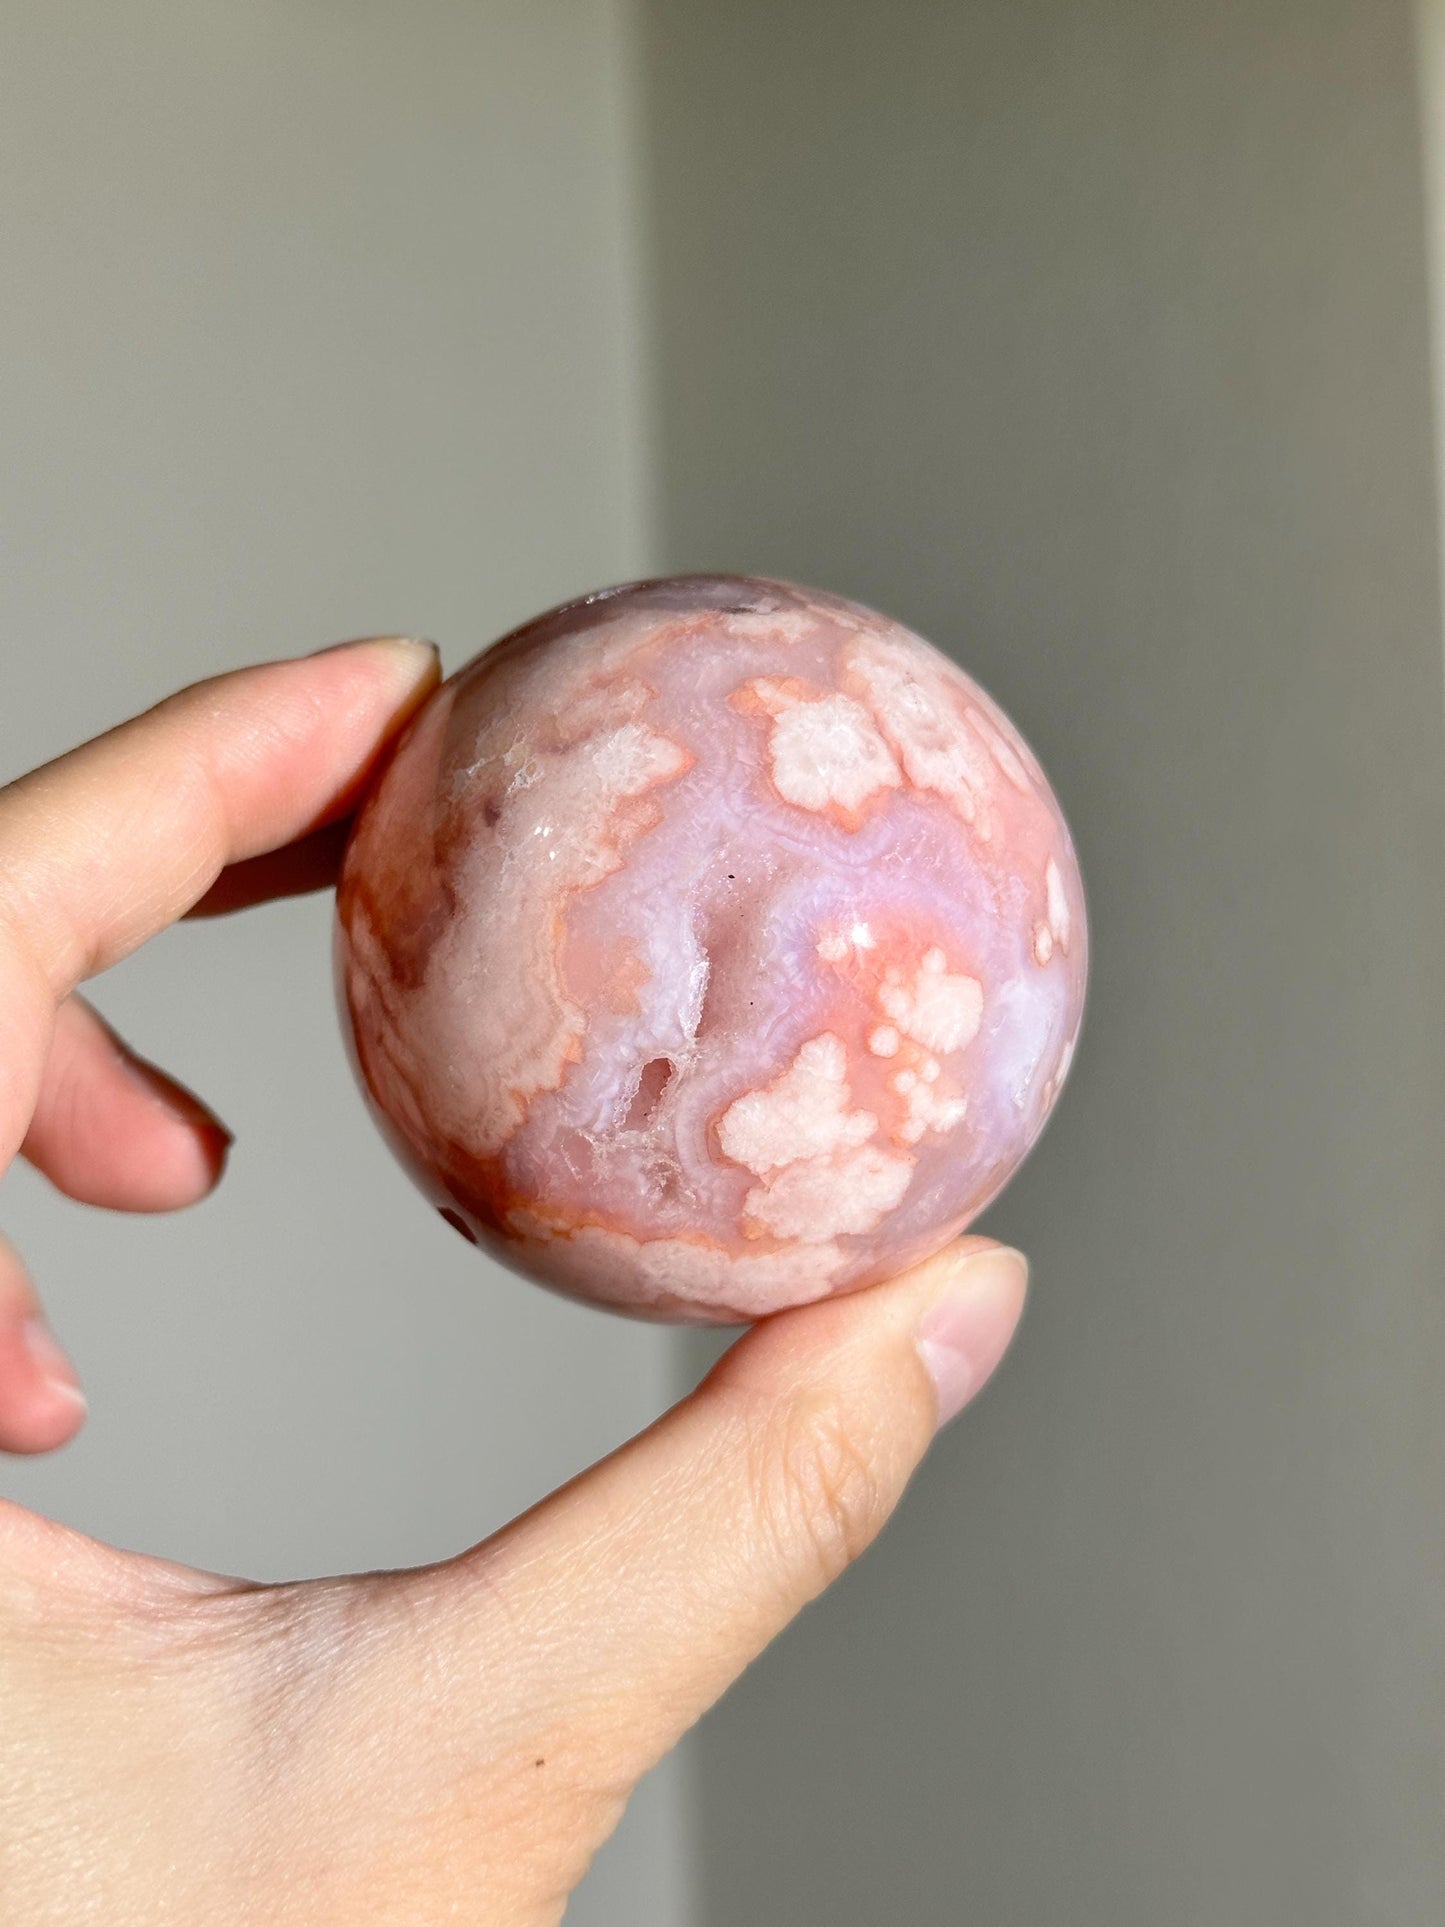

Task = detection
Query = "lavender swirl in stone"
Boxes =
[335,575,1087,1323]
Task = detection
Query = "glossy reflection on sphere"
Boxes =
[336,576,1086,1323]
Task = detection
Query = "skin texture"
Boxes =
[0,641,1029,1925]
[337,578,1086,1320]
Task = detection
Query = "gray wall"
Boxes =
[0,5,684,1923]
[641,2,1445,1922]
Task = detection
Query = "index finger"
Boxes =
[0,637,439,1170]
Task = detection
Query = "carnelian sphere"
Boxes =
[335,576,1086,1322]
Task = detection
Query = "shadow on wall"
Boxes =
[641,3,1445,1923]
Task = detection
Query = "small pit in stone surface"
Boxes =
[624,1058,675,1132]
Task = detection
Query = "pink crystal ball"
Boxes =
[335,576,1086,1323]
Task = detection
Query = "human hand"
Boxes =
[0,640,1028,1925]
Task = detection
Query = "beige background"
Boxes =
[3,3,1444,1922]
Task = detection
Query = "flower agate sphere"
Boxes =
[335,576,1086,1323]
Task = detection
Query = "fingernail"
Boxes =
[22,1316,87,1410]
[308,636,439,667]
[916,1246,1029,1428]
[116,1051,234,1153]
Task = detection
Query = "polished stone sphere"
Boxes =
[335,575,1086,1322]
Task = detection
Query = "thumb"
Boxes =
[417,1237,1027,1792]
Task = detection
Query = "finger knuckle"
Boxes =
[751,1390,886,1591]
